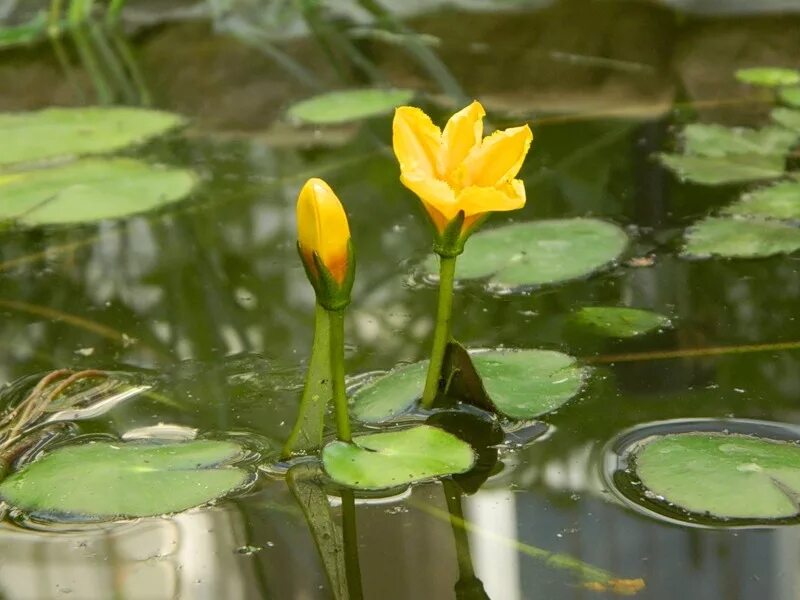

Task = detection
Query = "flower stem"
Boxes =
[421,255,457,408]
[328,308,352,443]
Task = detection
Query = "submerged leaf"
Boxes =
[634,432,800,520]
[735,67,800,87]
[322,425,475,490]
[659,153,785,185]
[684,217,800,258]
[0,107,184,166]
[722,180,800,221]
[288,89,415,125]
[681,124,798,158]
[0,158,196,226]
[423,219,628,290]
[0,440,250,520]
[572,307,671,338]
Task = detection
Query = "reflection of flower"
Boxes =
[296,177,351,285]
[392,100,532,242]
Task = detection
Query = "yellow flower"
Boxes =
[392,100,532,237]
[296,178,351,285]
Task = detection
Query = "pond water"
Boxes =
[2,1,800,598]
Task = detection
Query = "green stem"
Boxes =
[328,308,352,443]
[421,255,456,408]
[442,480,476,581]
[341,489,364,600]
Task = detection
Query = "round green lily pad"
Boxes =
[735,67,800,87]
[723,181,800,221]
[772,107,800,133]
[572,306,671,338]
[287,88,415,125]
[634,432,800,520]
[423,219,628,290]
[351,349,586,423]
[659,153,786,185]
[683,217,800,258]
[0,107,184,166]
[0,440,250,520]
[778,86,800,108]
[0,158,196,226]
[682,124,798,158]
[322,425,475,490]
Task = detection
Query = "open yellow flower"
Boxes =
[296,179,353,308]
[392,100,532,243]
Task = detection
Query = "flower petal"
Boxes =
[400,173,458,231]
[455,179,526,217]
[393,107,442,177]
[462,125,533,187]
[437,100,485,178]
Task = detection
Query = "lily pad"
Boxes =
[659,153,785,185]
[287,89,415,125]
[322,425,475,490]
[0,440,250,520]
[572,307,671,338]
[772,107,800,133]
[684,217,800,258]
[0,107,184,166]
[778,87,800,108]
[681,124,798,158]
[423,219,628,290]
[634,432,800,520]
[0,158,196,226]
[722,181,800,221]
[351,349,586,423]
[735,67,800,87]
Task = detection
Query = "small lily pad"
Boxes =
[722,181,800,221]
[684,216,800,258]
[351,349,586,423]
[0,440,250,520]
[423,219,628,290]
[659,153,785,185]
[735,67,800,87]
[772,107,800,133]
[287,89,415,125]
[778,87,800,108]
[322,425,475,490]
[572,307,672,338]
[634,432,800,520]
[682,124,798,158]
[0,107,184,166]
[0,158,196,226]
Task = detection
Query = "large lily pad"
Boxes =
[287,89,415,125]
[0,158,196,226]
[722,181,800,221]
[682,124,798,158]
[0,107,184,166]
[0,440,250,520]
[322,425,475,490]
[659,153,785,185]
[634,432,800,520]
[772,107,800,133]
[779,87,800,108]
[351,349,586,423]
[735,67,800,87]
[684,217,800,258]
[572,307,671,338]
[424,219,628,290]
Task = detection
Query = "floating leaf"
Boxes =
[423,219,628,290]
[684,216,800,258]
[351,349,586,423]
[287,89,415,125]
[722,181,800,221]
[772,107,800,133]
[659,153,785,185]
[322,425,475,490]
[682,124,798,158]
[735,67,800,87]
[779,87,800,108]
[0,158,196,226]
[0,107,184,166]
[0,440,250,520]
[634,433,800,520]
[572,307,671,338]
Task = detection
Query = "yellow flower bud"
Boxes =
[297,178,351,285]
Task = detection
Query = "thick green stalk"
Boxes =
[328,309,352,443]
[341,489,364,600]
[421,255,457,408]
